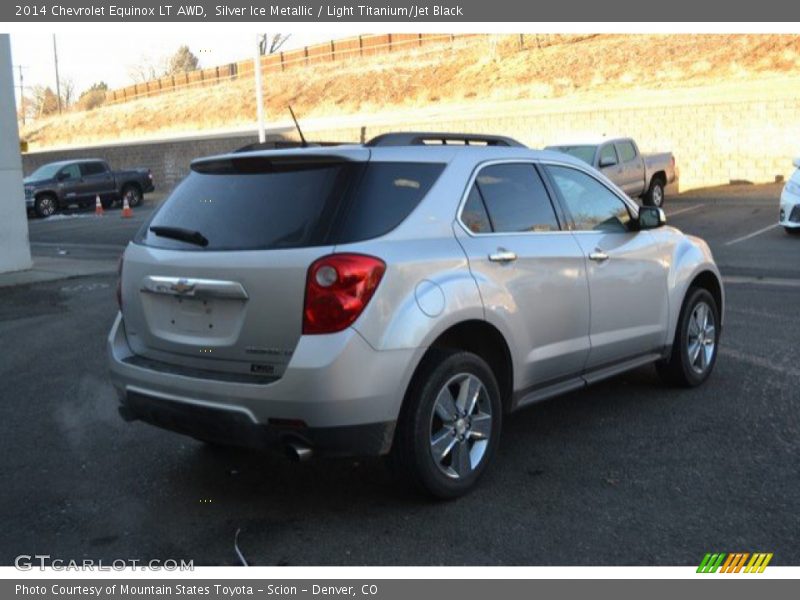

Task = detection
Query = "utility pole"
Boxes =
[254,34,265,143]
[52,34,61,114]
[15,64,25,125]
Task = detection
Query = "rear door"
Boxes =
[598,143,624,188]
[454,161,591,391]
[543,163,669,368]
[79,161,116,202]
[615,140,646,197]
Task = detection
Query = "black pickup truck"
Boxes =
[24,159,155,218]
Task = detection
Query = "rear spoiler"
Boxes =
[234,140,349,153]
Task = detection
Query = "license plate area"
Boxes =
[140,292,247,347]
[171,296,215,334]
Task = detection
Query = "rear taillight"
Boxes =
[303,254,386,335]
[116,255,124,311]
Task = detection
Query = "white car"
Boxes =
[780,157,800,234]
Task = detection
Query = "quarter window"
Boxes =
[462,185,492,234]
[546,166,632,233]
[468,164,560,233]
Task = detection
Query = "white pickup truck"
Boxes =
[546,137,677,207]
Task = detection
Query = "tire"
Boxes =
[100,197,114,210]
[390,349,502,499]
[785,226,800,235]
[34,194,58,218]
[122,184,143,208]
[643,177,666,208]
[656,287,720,387]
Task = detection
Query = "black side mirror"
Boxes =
[638,206,666,230]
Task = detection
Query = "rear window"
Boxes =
[136,158,444,251]
[617,142,637,162]
[548,145,597,165]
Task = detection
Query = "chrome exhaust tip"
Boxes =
[285,440,313,462]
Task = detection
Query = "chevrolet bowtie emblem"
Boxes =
[170,279,195,294]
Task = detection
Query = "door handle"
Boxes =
[488,249,518,263]
[588,250,610,263]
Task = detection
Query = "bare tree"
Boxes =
[31,85,59,116]
[259,34,291,55]
[16,94,32,123]
[128,55,164,84]
[60,76,75,108]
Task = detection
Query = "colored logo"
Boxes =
[697,553,773,573]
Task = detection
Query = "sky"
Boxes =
[9,32,334,101]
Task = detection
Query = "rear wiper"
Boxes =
[149,226,209,247]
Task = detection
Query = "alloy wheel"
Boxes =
[687,301,716,374]
[429,373,492,479]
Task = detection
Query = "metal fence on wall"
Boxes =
[105,34,461,104]
[103,33,591,105]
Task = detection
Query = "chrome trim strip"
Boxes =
[140,276,249,300]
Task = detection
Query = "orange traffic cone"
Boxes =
[95,195,104,216]
[121,196,133,218]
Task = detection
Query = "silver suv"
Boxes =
[108,132,723,498]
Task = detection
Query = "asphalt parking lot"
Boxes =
[1,184,798,566]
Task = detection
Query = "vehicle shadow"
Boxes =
[150,364,687,565]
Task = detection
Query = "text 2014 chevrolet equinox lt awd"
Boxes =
[108,132,723,498]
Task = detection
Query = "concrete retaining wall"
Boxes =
[22,83,800,194]
[21,132,262,193]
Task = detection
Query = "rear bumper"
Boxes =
[107,313,423,456]
[119,389,394,456]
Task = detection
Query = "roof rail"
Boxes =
[366,132,526,148]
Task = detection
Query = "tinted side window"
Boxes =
[474,164,559,233]
[334,162,444,243]
[461,186,492,234]
[59,164,81,180]
[80,162,107,176]
[599,144,618,165]
[546,166,632,233]
[617,142,637,163]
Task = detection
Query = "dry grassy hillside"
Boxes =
[21,34,800,149]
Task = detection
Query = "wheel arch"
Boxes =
[34,189,58,203]
[412,320,514,414]
[688,270,724,323]
[650,170,667,187]
[121,181,143,194]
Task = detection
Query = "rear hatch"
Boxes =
[120,148,444,380]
